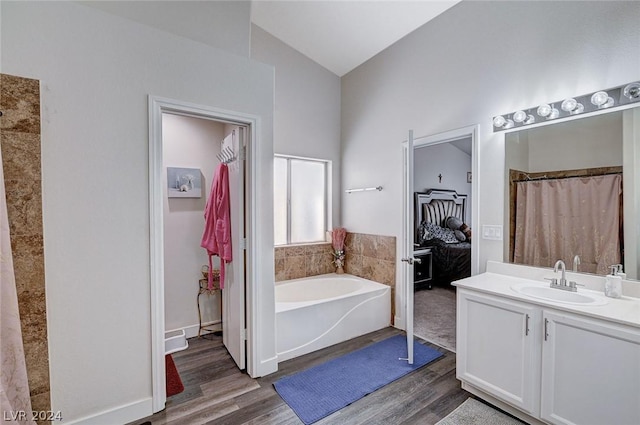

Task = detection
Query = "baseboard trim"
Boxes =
[62,397,152,425]
[394,315,404,330]
[167,320,222,340]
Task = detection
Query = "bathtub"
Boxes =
[275,273,391,362]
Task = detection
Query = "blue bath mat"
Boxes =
[273,334,443,424]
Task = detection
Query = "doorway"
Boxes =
[149,97,256,412]
[403,125,479,355]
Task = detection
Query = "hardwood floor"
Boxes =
[129,327,469,425]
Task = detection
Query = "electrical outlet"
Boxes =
[482,225,503,241]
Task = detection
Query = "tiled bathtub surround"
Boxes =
[275,243,334,281]
[344,232,397,319]
[0,73,51,416]
[274,236,396,324]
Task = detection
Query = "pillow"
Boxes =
[454,230,467,242]
[445,216,472,241]
[422,222,459,244]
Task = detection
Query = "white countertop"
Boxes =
[453,272,640,329]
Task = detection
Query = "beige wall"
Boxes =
[0,73,50,418]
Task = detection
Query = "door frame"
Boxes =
[400,124,479,334]
[412,124,479,275]
[148,96,260,412]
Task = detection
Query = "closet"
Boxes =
[162,113,247,369]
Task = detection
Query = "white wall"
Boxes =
[162,114,223,334]
[1,2,275,423]
[526,112,623,172]
[251,25,342,227]
[414,142,472,225]
[79,0,252,58]
[340,1,640,328]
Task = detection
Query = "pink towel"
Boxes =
[201,163,232,289]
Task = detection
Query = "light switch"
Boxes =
[482,225,503,241]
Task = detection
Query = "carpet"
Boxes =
[436,398,525,425]
[414,286,457,352]
[274,334,443,424]
[165,354,184,397]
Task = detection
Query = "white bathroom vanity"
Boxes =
[454,261,640,425]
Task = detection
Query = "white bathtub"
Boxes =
[275,273,391,362]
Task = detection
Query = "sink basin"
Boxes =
[511,283,608,306]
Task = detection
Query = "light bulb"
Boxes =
[503,119,514,129]
[537,104,551,117]
[524,114,535,125]
[591,91,609,106]
[548,107,559,119]
[571,103,584,115]
[493,115,507,128]
[623,82,640,99]
[561,98,577,112]
[602,97,614,108]
[513,110,527,123]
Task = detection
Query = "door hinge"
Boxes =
[241,328,247,341]
[239,146,246,161]
[240,238,247,250]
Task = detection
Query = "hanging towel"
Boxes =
[201,163,232,289]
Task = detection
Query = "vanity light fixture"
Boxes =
[623,82,640,99]
[493,80,640,132]
[561,98,585,115]
[492,115,514,130]
[591,91,615,109]
[537,104,551,117]
[513,110,535,125]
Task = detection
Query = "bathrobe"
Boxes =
[201,163,232,289]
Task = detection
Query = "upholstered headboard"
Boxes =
[415,189,467,235]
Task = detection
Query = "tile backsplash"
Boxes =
[343,232,396,286]
[275,243,334,281]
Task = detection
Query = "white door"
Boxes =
[223,127,246,370]
[402,130,415,364]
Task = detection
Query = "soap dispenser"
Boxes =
[605,265,622,298]
[615,264,627,281]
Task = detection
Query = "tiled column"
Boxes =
[0,73,51,417]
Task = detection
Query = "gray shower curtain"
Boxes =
[513,174,622,275]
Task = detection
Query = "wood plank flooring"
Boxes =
[128,327,469,425]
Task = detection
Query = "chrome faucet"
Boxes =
[554,260,567,286]
[547,259,580,292]
[573,255,581,272]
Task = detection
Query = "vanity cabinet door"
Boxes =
[541,311,640,425]
[457,290,541,415]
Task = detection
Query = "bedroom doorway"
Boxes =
[403,125,478,354]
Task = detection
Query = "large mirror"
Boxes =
[504,107,640,280]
